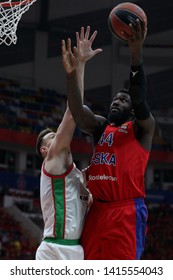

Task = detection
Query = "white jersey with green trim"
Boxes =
[40,162,89,241]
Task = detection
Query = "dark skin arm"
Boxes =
[124,20,155,151]
[66,73,106,136]
[64,26,106,137]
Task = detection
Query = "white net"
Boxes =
[0,0,37,46]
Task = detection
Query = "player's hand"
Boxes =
[76,26,102,63]
[88,193,93,208]
[82,166,89,186]
[122,19,147,50]
[122,19,147,64]
[62,38,79,75]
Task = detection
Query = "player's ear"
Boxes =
[130,109,135,118]
[40,146,47,157]
[40,146,45,152]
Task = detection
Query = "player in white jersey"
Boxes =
[35,26,102,260]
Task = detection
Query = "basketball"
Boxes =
[108,2,147,41]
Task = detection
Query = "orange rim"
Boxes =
[0,0,34,7]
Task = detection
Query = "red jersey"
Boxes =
[88,121,149,201]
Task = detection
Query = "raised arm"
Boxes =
[63,26,106,136]
[125,20,155,150]
[48,27,99,159]
[47,38,79,160]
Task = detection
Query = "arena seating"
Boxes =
[0,78,66,134]
[0,208,38,259]
[142,204,173,259]
[0,77,104,136]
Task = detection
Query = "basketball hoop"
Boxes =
[0,0,37,46]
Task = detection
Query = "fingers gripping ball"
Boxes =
[108,2,147,41]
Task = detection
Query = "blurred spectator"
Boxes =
[0,208,38,259]
[142,203,173,259]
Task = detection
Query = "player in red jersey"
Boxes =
[63,20,155,259]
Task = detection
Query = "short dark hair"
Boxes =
[36,128,53,159]
[113,88,129,99]
[119,88,129,94]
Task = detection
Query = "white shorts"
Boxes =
[35,240,84,260]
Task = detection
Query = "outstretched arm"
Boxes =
[124,20,155,150]
[62,26,106,136]
[49,27,98,158]
[47,39,78,160]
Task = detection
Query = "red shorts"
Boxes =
[81,198,147,260]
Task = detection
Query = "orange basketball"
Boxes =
[108,2,147,41]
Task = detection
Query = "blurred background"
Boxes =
[0,0,173,260]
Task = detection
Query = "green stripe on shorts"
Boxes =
[44,237,80,245]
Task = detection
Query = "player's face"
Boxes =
[108,92,132,126]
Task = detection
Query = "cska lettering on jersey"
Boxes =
[91,132,116,166]
[91,152,116,165]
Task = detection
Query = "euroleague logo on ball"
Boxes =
[127,15,137,26]
[108,2,147,41]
